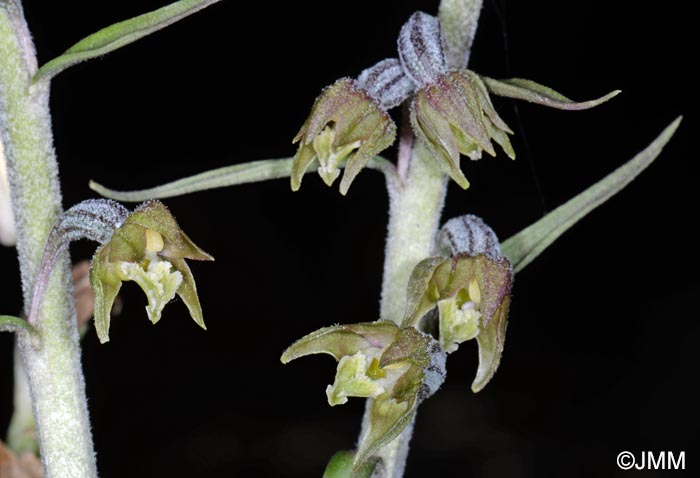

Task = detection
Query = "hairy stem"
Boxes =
[0,2,96,476]
[366,2,484,476]
[380,144,447,325]
[6,343,36,454]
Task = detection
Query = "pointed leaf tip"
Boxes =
[32,0,222,84]
[482,76,621,110]
[502,116,682,273]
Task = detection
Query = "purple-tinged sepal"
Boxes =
[282,322,445,472]
[403,215,512,391]
[409,70,515,189]
[291,78,397,195]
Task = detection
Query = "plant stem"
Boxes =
[7,343,37,454]
[0,2,97,477]
[366,2,484,476]
[380,143,447,326]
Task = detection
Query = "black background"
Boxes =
[1,1,697,477]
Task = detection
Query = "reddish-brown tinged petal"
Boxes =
[291,79,397,194]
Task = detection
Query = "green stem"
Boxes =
[365,2,484,476]
[380,143,447,325]
[0,2,96,476]
[370,137,447,478]
[7,343,37,454]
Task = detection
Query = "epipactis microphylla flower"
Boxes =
[90,200,213,343]
[404,215,512,392]
[281,321,445,471]
[291,59,414,195]
[398,12,514,189]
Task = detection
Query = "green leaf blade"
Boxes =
[482,76,620,110]
[90,156,398,202]
[502,117,682,273]
[32,0,222,85]
[323,450,378,478]
[91,158,295,202]
[0,315,35,335]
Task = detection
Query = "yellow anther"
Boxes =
[365,357,386,380]
[468,277,481,305]
[145,229,164,253]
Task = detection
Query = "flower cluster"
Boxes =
[291,12,617,193]
[282,214,513,472]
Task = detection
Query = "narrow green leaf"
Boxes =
[502,117,682,273]
[481,76,620,110]
[90,156,398,202]
[32,0,222,85]
[0,315,35,335]
[323,450,378,478]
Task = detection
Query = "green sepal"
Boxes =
[410,71,516,189]
[89,200,213,342]
[404,254,511,328]
[90,244,123,343]
[354,391,417,472]
[323,450,379,478]
[355,373,421,470]
[126,200,213,261]
[481,76,621,110]
[291,78,396,195]
[403,257,445,328]
[354,328,445,471]
[281,321,399,363]
[171,258,207,330]
[380,326,433,369]
[472,296,510,392]
[474,255,512,326]
[402,253,512,390]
